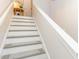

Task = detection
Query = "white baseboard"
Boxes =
[0,2,13,57]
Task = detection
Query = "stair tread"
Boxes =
[13,18,33,20]
[7,35,40,39]
[9,30,38,32]
[4,41,42,49]
[10,49,45,59]
[9,26,37,30]
[6,37,41,44]
[12,21,35,23]
[2,44,43,55]
[12,19,34,22]
[22,54,48,59]
[10,25,36,27]
[1,49,46,59]
[11,22,36,25]
[2,54,47,59]
[13,16,33,19]
[7,31,39,37]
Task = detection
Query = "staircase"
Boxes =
[1,16,48,59]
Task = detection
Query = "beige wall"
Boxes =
[33,0,78,42]
[33,5,77,59]
[50,0,78,42]
[0,1,13,49]
[33,0,51,16]
[33,0,77,59]
[23,0,32,16]
[0,0,12,16]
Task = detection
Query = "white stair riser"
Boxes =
[9,49,44,59]
[9,27,37,30]
[23,54,48,59]
[11,22,36,25]
[9,53,46,59]
[7,31,39,37]
[12,19,34,22]
[6,37,41,44]
[2,44,43,55]
[13,16,33,19]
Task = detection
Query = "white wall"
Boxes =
[33,5,77,59]
[0,0,12,16]
[23,0,32,16]
[33,0,51,16]
[50,0,78,42]
[0,1,13,52]
[33,0,78,42]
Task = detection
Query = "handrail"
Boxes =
[0,3,13,26]
[34,3,78,54]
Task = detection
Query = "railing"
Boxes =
[33,3,78,59]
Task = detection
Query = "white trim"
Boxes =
[34,3,78,54]
[0,3,13,57]
[0,3,13,26]
[0,48,3,55]
[78,0,79,59]
[33,18,51,59]
[0,19,12,56]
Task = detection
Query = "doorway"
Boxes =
[13,0,32,16]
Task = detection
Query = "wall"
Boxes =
[32,5,77,59]
[33,0,51,16]
[23,0,32,16]
[33,0,78,42]
[0,1,13,54]
[50,0,78,42]
[0,0,12,16]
